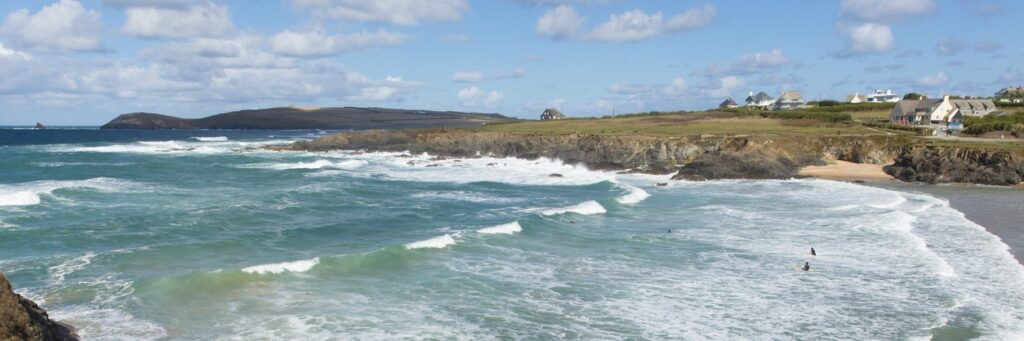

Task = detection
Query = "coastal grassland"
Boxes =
[924,139,1024,152]
[473,111,900,137]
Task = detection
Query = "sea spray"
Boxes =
[540,201,607,216]
[405,234,457,249]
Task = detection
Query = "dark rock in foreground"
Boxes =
[884,146,1024,186]
[1,273,78,341]
[100,107,513,130]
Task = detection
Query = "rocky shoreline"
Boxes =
[1,273,78,341]
[279,130,1024,186]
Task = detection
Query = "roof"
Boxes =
[720,98,738,107]
[915,99,943,110]
[844,94,865,102]
[951,99,996,111]
[542,108,565,117]
[893,99,942,115]
[780,91,803,100]
[747,91,772,103]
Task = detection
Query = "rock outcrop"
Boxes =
[884,146,1024,185]
[1,273,78,341]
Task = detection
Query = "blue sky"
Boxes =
[0,0,1021,125]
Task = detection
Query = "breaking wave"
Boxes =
[242,257,321,275]
[540,200,607,216]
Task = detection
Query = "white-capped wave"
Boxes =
[540,200,607,216]
[405,234,457,249]
[50,252,96,284]
[615,185,650,205]
[242,257,320,275]
[49,139,293,155]
[0,178,139,208]
[243,159,368,170]
[478,221,523,235]
[194,136,229,142]
[410,191,523,204]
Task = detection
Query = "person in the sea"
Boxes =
[570,220,576,224]
[811,247,816,256]
[802,262,810,271]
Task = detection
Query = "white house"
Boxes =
[744,91,774,108]
[891,95,956,124]
[866,89,900,103]
[773,91,805,110]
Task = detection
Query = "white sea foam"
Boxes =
[49,252,96,284]
[194,136,229,142]
[410,191,523,204]
[242,257,320,275]
[540,200,607,216]
[615,185,650,205]
[311,151,617,186]
[405,234,457,249]
[244,159,368,171]
[478,221,523,234]
[0,178,139,207]
[49,139,293,155]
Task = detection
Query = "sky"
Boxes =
[0,0,1022,125]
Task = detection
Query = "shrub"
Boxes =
[963,111,1024,135]
[759,111,853,123]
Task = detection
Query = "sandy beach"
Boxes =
[799,160,895,181]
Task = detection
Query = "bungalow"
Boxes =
[719,98,739,109]
[745,91,774,108]
[540,108,566,120]
[844,93,866,104]
[950,99,998,118]
[890,95,956,125]
[866,89,900,103]
[772,91,804,110]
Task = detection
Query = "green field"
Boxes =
[477,109,906,138]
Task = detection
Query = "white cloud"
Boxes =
[102,0,203,8]
[662,77,687,96]
[451,68,525,82]
[270,29,409,57]
[698,76,745,98]
[839,0,935,22]
[122,3,234,39]
[0,0,103,51]
[440,34,471,43]
[291,0,469,26]
[0,43,32,60]
[348,86,398,101]
[695,49,790,76]
[457,86,504,107]
[536,5,584,40]
[934,38,965,56]
[846,23,893,54]
[974,41,1004,53]
[917,71,949,87]
[539,5,716,43]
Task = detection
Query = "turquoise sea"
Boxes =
[1,128,1023,340]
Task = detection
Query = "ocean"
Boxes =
[1,128,1023,340]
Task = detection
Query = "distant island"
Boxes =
[100,106,514,130]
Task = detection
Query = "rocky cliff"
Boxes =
[884,146,1024,185]
[283,130,1024,186]
[1,273,78,341]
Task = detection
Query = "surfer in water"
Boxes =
[802,262,810,271]
[811,247,816,256]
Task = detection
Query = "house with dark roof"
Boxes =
[890,95,955,124]
[744,91,774,108]
[540,108,566,120]
[719,98,739,109]
[772,91,805,110]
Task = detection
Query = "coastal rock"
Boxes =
[34,123,46,130]
[884,146,1024,186]
[100,107,512,130]
[549,173,564,178]
[672,152,800,180]
[1,273,78,341]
